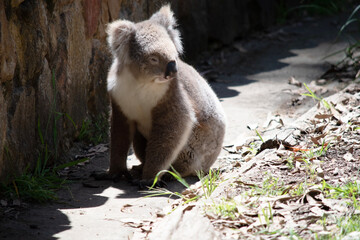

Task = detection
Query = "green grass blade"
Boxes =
[53,158,89,171]
[255,129,264,143]
[340,18,358,35]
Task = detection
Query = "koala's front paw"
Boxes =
[134,179,167,190]
[91,170,132,183]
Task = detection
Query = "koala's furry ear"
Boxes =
[106,20,136,63]
[150,5,183,54]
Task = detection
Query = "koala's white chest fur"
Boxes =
[108,66,169,138]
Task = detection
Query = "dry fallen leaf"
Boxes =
[121,204,134,213]
[315,114,333,119]
[288,76,302,87]
[88,144,108,153]
[120,218,153,228]
[310,136,320,145]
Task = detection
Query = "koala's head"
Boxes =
[107,5,183,83]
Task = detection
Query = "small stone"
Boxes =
[0,200,7,207]
[279,165,288,170]
[316,167,324,178]
[293,129,301,136]
[12,199,21,206]
[313,160,321,165]
[317,79,327,85]
[342,231,360,240]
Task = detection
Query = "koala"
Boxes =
[102,5,226,186]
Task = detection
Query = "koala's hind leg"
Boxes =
[173,120,225,177]
[141,95,194,180]
[171,146,199,177]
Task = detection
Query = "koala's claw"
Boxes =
[136,179,167,190]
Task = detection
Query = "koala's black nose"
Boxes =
[165,61,177,78]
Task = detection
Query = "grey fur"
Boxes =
[106,5,226,181]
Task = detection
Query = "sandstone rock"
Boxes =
[11,0,25,8]
[343,232,360,240]
[0,0,108,180]
[83,0,101,38]
[0,90,7,174]
[87,39,111,116]
[107,0,121,21]
[149,206,219,240]
[8,87,36,173]
[0,1,16,84]
[118,0,148,22]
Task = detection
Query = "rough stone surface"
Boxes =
[343,232,360,240]
[0,0,300,180]
[0,0,112,180]
[149,206,219,240]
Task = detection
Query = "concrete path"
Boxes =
[212,16,348,144]
[0,15,351,240]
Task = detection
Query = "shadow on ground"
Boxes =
[0,151,198,240]
[205,15,350,99]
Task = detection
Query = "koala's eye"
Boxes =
[149,56,159,65]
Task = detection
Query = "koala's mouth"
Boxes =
[153,76,173,83]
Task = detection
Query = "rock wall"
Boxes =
[0,0,299,180]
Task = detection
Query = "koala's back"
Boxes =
[177,60,225,123]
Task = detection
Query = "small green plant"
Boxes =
[290,182,307,196]
[197,169,221,198]
[241,174,288,201]
[211,200,238,220]
[144,187,199,204]
[0,70,89,203]
[258,203,274,230]
[335,4,360,76]
[302,83,331,109]
[0,70,65,202]
[251,174,287,196]
[301,142,330,160]
[243,142,260,156]
[299,141,330,179]
[286,156,295,170]
[144,167,199,204]
[324,181,360,210]
[317,214,328,231]
[145,168,221,204]
[337,214,360,237]
[0,158,87,202]
[321,180,360,209]
[77,115,108,145]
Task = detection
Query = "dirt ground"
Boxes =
[0,13,358,240]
